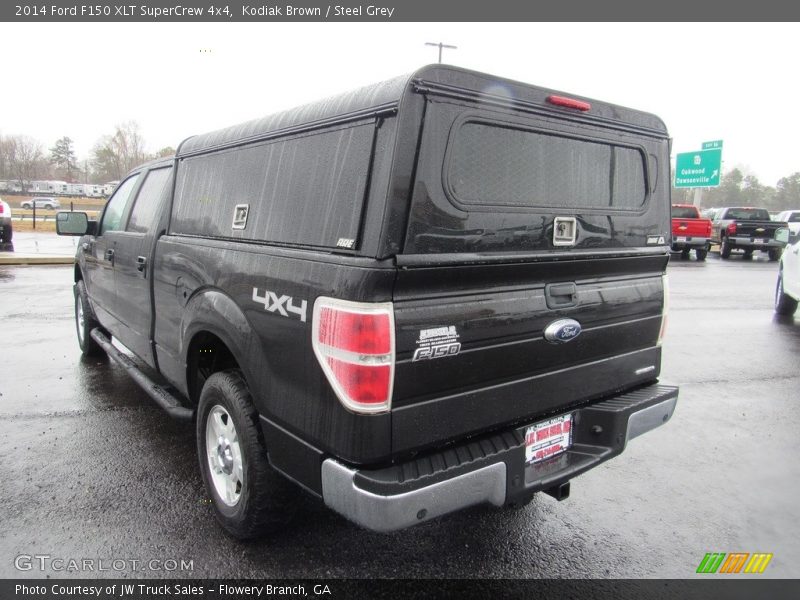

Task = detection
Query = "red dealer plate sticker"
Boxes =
[525,414,573,465]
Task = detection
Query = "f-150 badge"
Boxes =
[413,326,461,361]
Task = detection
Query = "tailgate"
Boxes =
[390,254,667,454]
[673,218,710,237]
[735,220,785,238]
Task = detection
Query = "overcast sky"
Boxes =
[1,22,798,185]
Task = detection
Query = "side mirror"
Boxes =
[56,211,90,236]
[775,228,790,244]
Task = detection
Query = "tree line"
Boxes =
[672,168,800,211]
[0,122,174,190]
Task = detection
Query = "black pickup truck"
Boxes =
[711,206,788,260]
[56,65,678,539]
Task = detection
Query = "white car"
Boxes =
[775,229,800,316]
[775,210,800,236]
[20,197,61,210]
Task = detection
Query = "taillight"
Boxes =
[657,274,669,346]
[726,222,737,236]
[312,297,395,414]
[706,222,712,236]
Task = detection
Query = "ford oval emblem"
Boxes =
[544,318,582,344]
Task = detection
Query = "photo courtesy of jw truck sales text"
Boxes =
[55,64,677,539]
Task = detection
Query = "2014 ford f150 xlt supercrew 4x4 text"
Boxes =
[57,65,678,539]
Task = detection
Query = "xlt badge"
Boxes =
[543,318,582,343]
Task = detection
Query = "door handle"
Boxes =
[104,248,115,262]
[136,256,147,272]
[545,282,578,309]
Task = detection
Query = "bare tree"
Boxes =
[5,135,45,192]
[92,121,149,181]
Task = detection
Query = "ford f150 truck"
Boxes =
[711,206,788,260]
[671,204,711,261]
[56,65,678,539]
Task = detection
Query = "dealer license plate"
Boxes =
[525,414,573,465]
[675,236,687,242]
[754,238,766,244]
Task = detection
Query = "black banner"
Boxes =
[2,579,799,600]
[3,0,800,22]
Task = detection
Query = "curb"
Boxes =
[0,255,74,265]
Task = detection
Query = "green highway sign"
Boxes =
[702,140,723,150]
[675,149,722,188]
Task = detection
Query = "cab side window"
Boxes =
[127,167,172,234]
[100,175,140,235]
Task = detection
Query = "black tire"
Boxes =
[680,248,690,260]
[44,204,53,210]
[74,280,105,356]
[775,271,798,316]
[743,249,753,260]
[695,247,708,261]
[719,236,731,259]
[197,369,297,540]
[21,202,31,209]
[769,248,783,262]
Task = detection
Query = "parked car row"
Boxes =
[675,205,794,262]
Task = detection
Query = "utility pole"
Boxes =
[425,42,457,63]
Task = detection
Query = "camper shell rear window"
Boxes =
[446,120,648,212]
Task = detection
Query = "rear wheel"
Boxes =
[743,249,753,260]
[197,369,297,539]
[695,247,708,261]
[769,248,783,262]
[75,280,105,356]
[719,237,731,259]
[680,248,690,260]
[775,271,798,316]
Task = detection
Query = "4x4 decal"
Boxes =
[252,288,307,322]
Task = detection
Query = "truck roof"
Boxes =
[177,65,668,157]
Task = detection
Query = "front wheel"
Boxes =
[775,271,798,316]
[21,202,31,209]
[197,370,297,539]
[75,280,105,356]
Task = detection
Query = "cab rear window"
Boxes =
[671,206,699,219]
[447,121,647,211]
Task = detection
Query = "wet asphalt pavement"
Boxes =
[1,251,799,579]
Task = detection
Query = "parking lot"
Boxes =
[1,251,798,579]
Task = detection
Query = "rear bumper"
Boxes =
[672,236,709,249]
[727,237,784,249]
[321,382,678,532]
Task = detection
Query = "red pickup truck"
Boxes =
[671,204,712,261]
